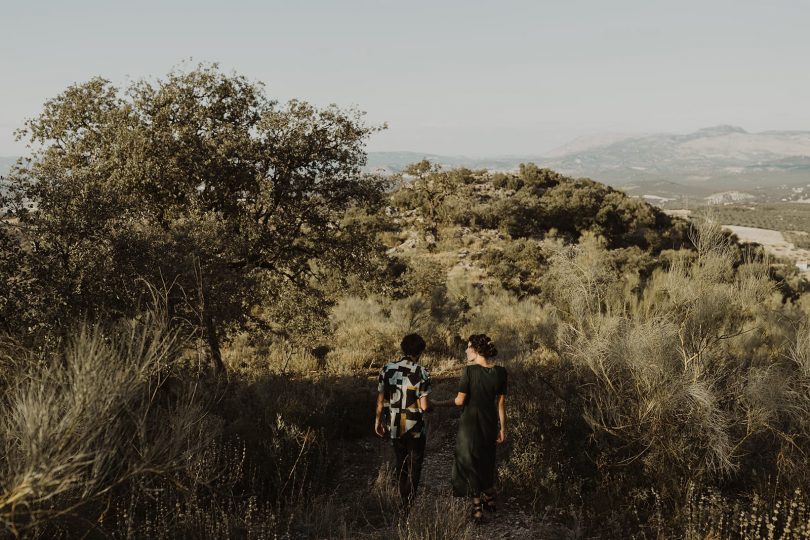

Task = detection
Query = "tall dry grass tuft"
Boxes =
[555,220,782,481]
[0,312,212,536]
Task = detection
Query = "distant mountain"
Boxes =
[366,152,479,173]
[542,125,810,203]
[368,126,810,205]
[543,132,644,157]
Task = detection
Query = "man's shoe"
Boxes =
[482,492,497,513]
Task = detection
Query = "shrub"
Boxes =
[500,219,810,534]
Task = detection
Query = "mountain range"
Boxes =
[367,126,810,205]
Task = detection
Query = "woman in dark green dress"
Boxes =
[436,334,507,522]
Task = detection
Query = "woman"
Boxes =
[436,334,507,522]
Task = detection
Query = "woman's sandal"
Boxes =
[471,500,484,524]
[481,492,497,513]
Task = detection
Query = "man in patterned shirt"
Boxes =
[374,333,432,507]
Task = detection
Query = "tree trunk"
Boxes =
[196,261,227,375]
[203,307,226,375]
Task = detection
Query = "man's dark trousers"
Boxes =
[392,435,426,505]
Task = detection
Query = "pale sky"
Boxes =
[1,0,808,157]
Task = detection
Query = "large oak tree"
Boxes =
[1,65,385,371]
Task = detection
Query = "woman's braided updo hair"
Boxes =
[468,334,497,359]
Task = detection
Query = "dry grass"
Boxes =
[329,295,429,371]
[395,495,473,540]
[0,310,361,538]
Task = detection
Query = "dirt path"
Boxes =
[421,414,550,539]
[328,374,556,539]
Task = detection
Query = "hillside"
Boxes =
[386,163,689,252]
[5,158,810,538]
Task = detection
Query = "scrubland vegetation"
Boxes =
[2,66,810,538]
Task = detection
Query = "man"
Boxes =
[375,333,432,507]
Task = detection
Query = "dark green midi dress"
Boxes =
[451,364,508,497]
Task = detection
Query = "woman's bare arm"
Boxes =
[434,392,466,408]
[496,394,506,443]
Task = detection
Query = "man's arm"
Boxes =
[418,367,433,413]
[374,392,386,437]
[419,394,432,413]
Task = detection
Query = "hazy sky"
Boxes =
[1,0,808,157]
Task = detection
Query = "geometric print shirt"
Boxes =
[377,356,432,439]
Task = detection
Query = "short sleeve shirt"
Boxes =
[377,356,432,439]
